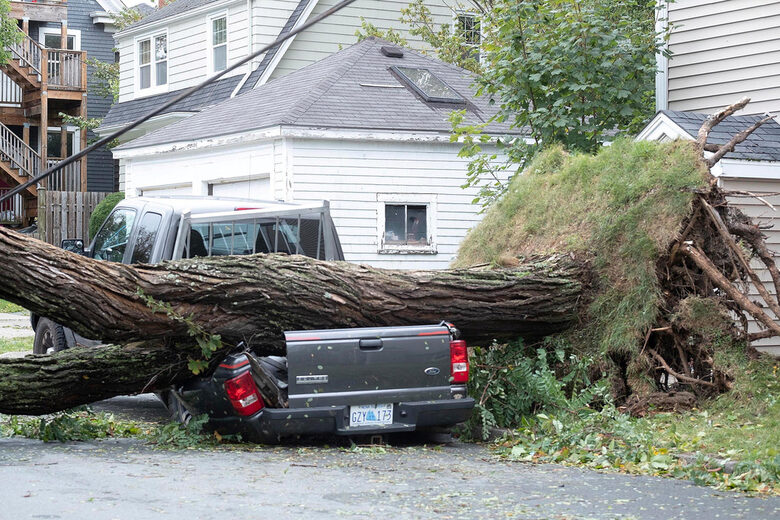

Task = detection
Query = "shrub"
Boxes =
[89,192,124,239]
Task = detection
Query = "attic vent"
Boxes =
[381,46,404,58]
[392,66,465,104]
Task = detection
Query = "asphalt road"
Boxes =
[0,396,778,520]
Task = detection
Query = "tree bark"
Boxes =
[0,227,588,415]
[0,228,586,351]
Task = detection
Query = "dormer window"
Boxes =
[211,15,228,72]
[456,13,481,61]
[138,33,168,92]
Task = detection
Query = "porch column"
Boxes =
[40,53,48,188]
[22,123,29,148]
[60,22,67,49]
[21,18,29,36]
[80,93,87,192]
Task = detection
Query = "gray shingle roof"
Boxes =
[121,0,225,32]
[116,37,522,150]
[133,3,157,17]
[101,75,242,129]
[662,110,780,161]
[236,0,311,96]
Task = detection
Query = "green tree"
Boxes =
[456,0,664,207]
[0,0,23,65]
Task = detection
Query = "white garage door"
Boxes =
[141,184,193,196]
[210,178,271,200]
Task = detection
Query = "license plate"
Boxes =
[349,403,393,426]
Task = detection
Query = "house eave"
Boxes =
[114,0,244,39]
[112,125,526,159]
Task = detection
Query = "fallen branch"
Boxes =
[696,97,750,155]
[706,114,776,168]
[647,348,715,388]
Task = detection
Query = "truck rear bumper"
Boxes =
[210,397,475,443]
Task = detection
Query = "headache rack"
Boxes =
[171,201,343,261]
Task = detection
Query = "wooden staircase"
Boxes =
[4,31,42,90]
[0,122,39,198]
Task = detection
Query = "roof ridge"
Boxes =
[283,38,377,125]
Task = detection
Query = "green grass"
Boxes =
[0,337,33,354]
[455,139,708,390]
[0,300,26,313]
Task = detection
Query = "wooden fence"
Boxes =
[37,189,110,245]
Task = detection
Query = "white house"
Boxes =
[98,0,484,190]
[643,0,780,355]
[112,38,521,270]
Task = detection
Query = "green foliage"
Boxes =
[456,140,706,373]
[137,290,223,375]
[86,57,120,101]
[0,299,25,313]
[464,337,607,440]
[455,0,663,205]
[0,336,32,355]
[355,18,408,46]
[400,0,482,73]
[0,0,22,65]
[89,192,124,240]
[111,6,145,31]
[0,407,141,442]
[147,414,215,448]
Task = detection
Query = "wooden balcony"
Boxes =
[10,0,68,23]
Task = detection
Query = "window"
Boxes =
[456,13,481,61]
[137,33,167,92]
[392,66,465,104]
[92,209,137,263]
[43,34,75,50]
[211,15,227,72]
[130,212,162,263]
[378,195,437,254]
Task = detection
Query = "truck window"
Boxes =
[93,208,137,263]
[130,212,162,264]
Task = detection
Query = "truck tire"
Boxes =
[166,391,193,425]
[33,318,67,354]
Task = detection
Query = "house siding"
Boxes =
[269,0,469,81]
[116,0,249,103]
[120,135,508,270]
[32,0,117,192]
[721,176,780,357]
[666,0,780,115]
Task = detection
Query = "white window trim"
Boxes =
[134,30,169,98]
[45,125,81,158]
[453,11,482,63]
[208,11,229,75]
[38,27,82,50]
[377,193,437,255]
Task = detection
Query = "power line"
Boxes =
[0,0,357,204]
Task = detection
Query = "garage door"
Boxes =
[210,178,271,200]
[141,184,193,196]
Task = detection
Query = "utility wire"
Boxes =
[0,0,357,204]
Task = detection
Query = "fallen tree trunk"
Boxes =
[0,228,588,415]
[0,228,586,352]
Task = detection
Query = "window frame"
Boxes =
[454,11,482,63]
[38,28,81,50]
[377,193,437,255]
[208,12,229,74]
[134,30,169,97]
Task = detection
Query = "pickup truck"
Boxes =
[31,196,474,442]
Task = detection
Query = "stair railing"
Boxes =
[0,121,40,179]
[8,29,42,76]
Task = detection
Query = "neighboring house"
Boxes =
[97,0,483,189]
[0,0,127,225]
[643,0,780,355]
[112,38,521,269]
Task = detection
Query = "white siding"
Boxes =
[666,0,780,115]
[121,135,507,270]
[116,0,250,103]
[269,0,475,80]
[721,176,780,357]
[288,138,506,270]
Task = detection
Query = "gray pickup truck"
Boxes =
[32,196,474,442]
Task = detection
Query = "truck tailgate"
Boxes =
[285,324,453,408]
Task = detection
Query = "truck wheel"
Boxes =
[33,318,67,354]
[166,392,192,426]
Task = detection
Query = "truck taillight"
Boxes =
[450,339,469,384]
[224,371,264,416]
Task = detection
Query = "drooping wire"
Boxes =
[0,0,357,204]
